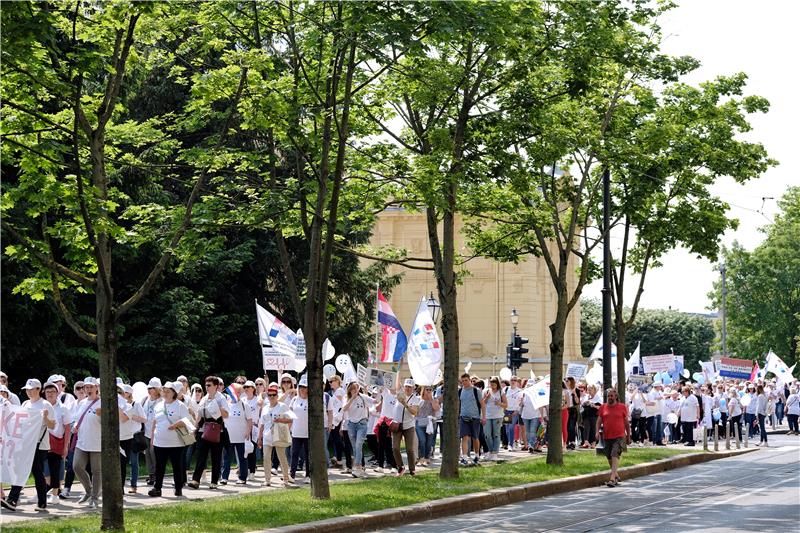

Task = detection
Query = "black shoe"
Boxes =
[174,490,183,497]
[147,489,162,497]
[146,476,155,486]
[1,498,17,511]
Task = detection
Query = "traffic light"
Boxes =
[509,334,529,370]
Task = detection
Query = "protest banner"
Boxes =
[628,374,653,386]
[363,367,396,388]
[357,364,369,387]
[0,404,43,486]
[263,350,294,372]
[719,357,754,379]
[642,354,676,374]
[565,363,587,380]
[523,375,550,409]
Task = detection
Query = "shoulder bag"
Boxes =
[200,404,222,443]
[69,398,99,452]
[165,404,195,446]
[271,409,292,447]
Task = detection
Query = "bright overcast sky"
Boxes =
[584,0,800,314]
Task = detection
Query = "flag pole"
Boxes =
[374,282,380,368]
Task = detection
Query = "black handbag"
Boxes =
[131,424,147,453]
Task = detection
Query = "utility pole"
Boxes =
[720,263,727,357]
[602,167,613,399]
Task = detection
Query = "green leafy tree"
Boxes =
[710,188,800,364]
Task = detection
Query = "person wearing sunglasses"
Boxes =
[187,377,229,490]
[257,385,294,487]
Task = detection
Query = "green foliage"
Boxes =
[709,188,800,364]
[581,299,715,370]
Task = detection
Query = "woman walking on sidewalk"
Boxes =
[756,385,769,447]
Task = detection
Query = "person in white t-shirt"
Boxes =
[1,379,56,513]
[73,377,128,508]
[149,381,191,497]
[289,375,310,482]
[142,377,163,486]
[242,380,261,480]
[0,371,21,405]
[504,377,524,450]
[343,380,376,477]
[61,380,85,498]
[375,382,397,472]
[257,384,294,487]
[120,384,146,494]
[221,384,252,485]
[391,374,421,477]
[188,376,229,490]
[43,381,71,503]
[679,386,699,447]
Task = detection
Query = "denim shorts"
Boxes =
[459,417,481,439]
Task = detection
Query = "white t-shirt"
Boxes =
[22,398,56,451]
[9,391,21,406]
[484,390,505,420]
[120,400,145,441]
[744,393,758,415]
[679,394,699,423]
[245,396,261,441]
[290,396,309,438]
[142,395,161,439]
[393,393,421,430]
[646,390,663,417]
[702,395,714,426]
[343,393,374,423]
[48,400,72,439]
[663,398,679,419]
[520,393,540,419]
[59,392,77,413]
[198,394,229,420]
[380,388,397,418]
[153,399,190,448]
[75,396,113,452]
[330,387,345,426]
[786,393,800,416]
[259,402,291,446]
[506,386,523,412]
[728,396,742,417]
[225,399,252,444]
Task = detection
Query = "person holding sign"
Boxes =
[596,388,630,488]
[1,379,56,512]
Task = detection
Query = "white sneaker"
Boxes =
[46,494,56,504]
[271,468,277,475]
[77,494,91,504]
[373,467,383,473]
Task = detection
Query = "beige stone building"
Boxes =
[369,207,584,378]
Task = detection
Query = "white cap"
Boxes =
[0,371,7,379]
[84,377,98,386]
[147,377,162,389]
[279,373,296,384]
[403,378,415,388]
[22,378,42,390]
[298,374,308,387]
[47,374,61,384]
[191,383,203,392]
[121,384,133,394]
[244,380,256,388]
[176,375,188,382]
[42,381,58,391]
[116,377,124,386]
[163,381,181,394]
[57,374,67,383]
[0,385,9,393]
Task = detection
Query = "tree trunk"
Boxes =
[545,292,568,466]
[96,257,123,529]
[616,321,627,403]
[304,331,330,498]
[436,198,460,479]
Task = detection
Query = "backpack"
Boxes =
[458,386,481,415]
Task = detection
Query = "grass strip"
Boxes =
[7,448,689,532]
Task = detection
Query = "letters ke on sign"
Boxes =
[1,405,43,486]
[718,357,754,379]
[642,354,676,374]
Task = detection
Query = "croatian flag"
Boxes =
[224,384,239,403]
[269,317,298,358]
[377,290,407,362]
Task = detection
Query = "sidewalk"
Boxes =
[0,445,540,525]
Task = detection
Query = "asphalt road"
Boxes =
[382,433,800,533]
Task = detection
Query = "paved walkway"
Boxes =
[2,421,793,525]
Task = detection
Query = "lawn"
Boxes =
[7,448,690,533]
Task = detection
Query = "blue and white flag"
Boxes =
[407,298,442,386]
[269,317,298,358]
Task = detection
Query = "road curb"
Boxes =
[259,448,757,533]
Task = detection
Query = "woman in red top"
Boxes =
[596,388,631,487]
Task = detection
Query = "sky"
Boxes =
[584,0,800,314]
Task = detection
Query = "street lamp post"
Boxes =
[426,291,441,324]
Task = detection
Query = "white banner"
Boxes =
[407,299,442,386]
[523,375,551,409]
[642,354,676,374]
[566,363,587,380]
[0,404,44,486]
[294,329,307,373]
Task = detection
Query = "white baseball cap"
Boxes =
[0,385,9,393]
[403,378,415,388]
[0,371,7,379]
[147,377,163,389]
[84,377,99,386]
[22,378,42,390]
[47,374,61,384]
[121,384,133,394]
[298,375,308,387]
[244,380,256,388]
[163,381,181,394]
[176,375,188,382]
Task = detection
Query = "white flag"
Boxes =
[625,342,641,377]
[268,317,298,358]
[523,375,551,409]
[256,301,276,347]
[407,298,442,386]
[588,333,617,362]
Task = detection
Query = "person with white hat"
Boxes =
[49,374,76,412]
[289,375,310,482]
[43,380,71,503]
[242,380,261,480]
[149,381,191,497]
[391,372,421,477]
[0,371,21,405]
[220,383,252,486]
[61,380,85,498]
[1,379,56,512]
[142,377,163,486]
[120,383,146,493]
[257,384,294,487]
[342,380,376,477]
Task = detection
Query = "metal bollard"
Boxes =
[725,424,730,450]
[743,422,748,448]
[735,422,741,449]
[714,425,719,452]
[703,426,708,451]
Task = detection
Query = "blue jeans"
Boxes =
[776,402,784,424]
[758,414,768,443]
[347,419,368,468]
[745,413,757,438]
[523,418,542,448]
[650,415,663,443]
[221,442,247,481]
[483,418,502,453]
[130,448,139,488]
[505,411,519,446]
[416,424,435,459]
